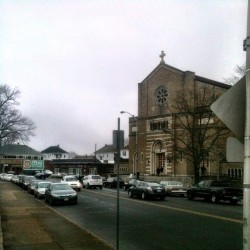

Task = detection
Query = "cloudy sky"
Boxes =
[0,0,247,155]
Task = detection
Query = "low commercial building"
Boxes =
[0,144,43,174]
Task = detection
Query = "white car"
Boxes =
[82,175,103,189]
[0,173,6,180]
[44,170,53,176]
[61,175,82,191]
[4,174,14,181]
[34,181,52,199]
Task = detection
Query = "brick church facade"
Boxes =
[128,52,243,183]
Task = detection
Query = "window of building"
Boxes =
[141,152,144,163]
[122,151,127,156]
[198,117,214,125]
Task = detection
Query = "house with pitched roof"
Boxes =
[41,145,71,160]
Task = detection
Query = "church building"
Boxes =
[128,51,242,183]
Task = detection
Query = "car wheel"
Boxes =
[187,193,193,200]
[128,190,133,198]
[100,186,102,190]
[87,183,90,189]
[141,192,147,200]
[230,199,238,205]
[49,197,54,206]
[160,196,165,200]
[211,194,218,204]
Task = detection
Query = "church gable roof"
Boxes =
[139,51,231,90]
[140,62,184,84]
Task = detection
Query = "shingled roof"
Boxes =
[95,144,117,154]
[41,145,68,154]
[0,144,42,156]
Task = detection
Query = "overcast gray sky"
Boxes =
[0,0,247,155]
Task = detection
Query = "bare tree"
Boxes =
[0,84,36,145]
[224,64,246,85]
[168,85,230,183]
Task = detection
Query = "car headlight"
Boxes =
[71,193,77,197]
[52,194,61,197]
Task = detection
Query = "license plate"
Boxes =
[64,198,69,201]
[157,190,161,192]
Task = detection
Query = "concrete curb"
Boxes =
[0,215,3,250]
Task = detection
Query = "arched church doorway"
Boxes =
[151,140,166,175]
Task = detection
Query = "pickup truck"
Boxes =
[187,180,243,205]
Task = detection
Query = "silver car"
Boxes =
[159,181,187,197]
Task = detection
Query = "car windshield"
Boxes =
[210,181,237,187]
[31,180,39,185]
[38,182,51,188]
[66,177,77,181]
[53,184,72,190]
[148,182,160,187]
[92,176,101,179]
[25,176,36,180]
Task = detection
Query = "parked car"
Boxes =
[11,175,19,184]
[187,180,243,204]
[4,173,14,181]
[20,175,37,190]
[17,174,25,186]
[123,178,140,190]
[45,183,78,205]
[159,181,187,197]
[104,177,125,188]
[61,175,82,191]
[35,172,46,179]
[27,180,41,195]
[34,181,52,199]
[82,175,103,189]
[0,173,6,180]
[128,181,166,200]
[44,170,53,177]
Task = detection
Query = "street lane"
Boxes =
[52,187,243,250]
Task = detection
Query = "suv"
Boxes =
[61,175,82,191]
[82,175,103,189]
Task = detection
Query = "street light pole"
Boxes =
[244,1,250,248]
[120,111,138,177]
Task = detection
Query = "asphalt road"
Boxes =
[48,186,243,250]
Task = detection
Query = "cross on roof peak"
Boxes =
[159,50,166,63]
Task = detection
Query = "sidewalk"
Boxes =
[0,181,114,250]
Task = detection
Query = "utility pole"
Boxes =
[244,1,250,248]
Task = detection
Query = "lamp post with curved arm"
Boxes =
[120,111,138,176]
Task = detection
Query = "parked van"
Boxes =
[82,175,103,189]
